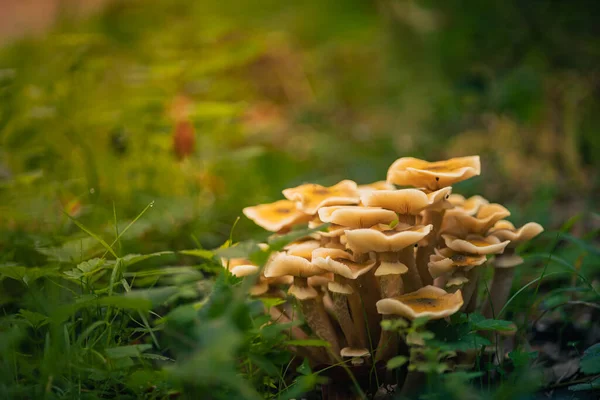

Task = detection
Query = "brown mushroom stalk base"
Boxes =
[356,271,383,348]
[459,267,481,313]
[482,264,515,319]
[399,246,422,292]
[295,277,342,362]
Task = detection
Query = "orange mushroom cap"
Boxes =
[283,180,360,215]
[387,156,481,190]
[376,285,464,320]
[428,248,487,279]
[243,199,311,232]
[488,221,544,245]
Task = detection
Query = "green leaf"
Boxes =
[429,333,490,351]
[387,356,408,370]
[215,240,261,259]
[121,251,174,267]
[469,313,516,332]
[180,249,215,259]
[105,344,152,359]
[580,343,600,374]
[0,265,59,285]
[248,354,280,376]
[18,309,49,328]
[267,224,330,251]
[508,350,538,368]
[285,339,331,348]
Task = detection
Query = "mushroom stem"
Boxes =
[459,267,481,313]
[269,306,329,364]
[398,246,422,292]
[378,252,405,298]
[415,210,444,286]
[483,262,515,319]
[295,277,342,361]
[465,287,479,313]
[331,278,363,348]
[356,270,382,349]
[374,315,399,362]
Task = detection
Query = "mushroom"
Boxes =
[428,248,487,290]
[441,203,511,238]
[360,187,451,286]
[344,224,433,292]
[312,248,376,352]
[243,199,311,232]
[264,253,341,360]
[482,221,544,318]
[441,234,510,312]
[375,286,464,361]
[446,194,490,216]
[340,347,371,366]
[318,206,398,228]
[387,156,481,191]
[357,181,395,196]
[283,180,360,215]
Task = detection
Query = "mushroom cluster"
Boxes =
[233,156,543,368]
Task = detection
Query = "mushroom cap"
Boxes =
[243,199,310,232]
[340,347,370,358]
[312,247,353,261]
[446,275,470,288]
[360,189,430,215]
[488,221,544,245]
[442,203,511,236]
[344,224,433,253]
[376,285,464,320]
[288,284,319,300]
[282,180,360,215]
[447,195,489,216]
[442,234,510,255]
[313,256,376,279]
[264,253,325,278]
[318,206,398,228]
[357,181,395,196]
[428,248,487,279]
[374,261,409,276]
[285,240,321,259]
[387,156,481,190]
[249,279,270,296]
[308,220,347,237]
[307,272,334,287]
[221,258,259,277]
[328,281,354,294]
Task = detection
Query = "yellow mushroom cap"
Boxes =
[318,206,398,228]
[446,275,470,288]
[488,221,544,244]
[312,256,376,280]
[428,248,487,279]
[288,284,319,300]
[229,264,260,277]
[308,220,347,238]
[442,234,510,255]
[264,253,325,278]
[285,240,321,260]
[344,224,433,253]
[282,180,360,215]
[243,199,310,232]
[387,156,481,190]
[376,285,464,320]
[249,279,270,296]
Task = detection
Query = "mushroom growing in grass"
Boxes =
[264,253,341,361]
[312,247,376,358]
[282,180,360,215]
[428,248,487,291]
[387,156,481,191]
[441,234,510,312]
[243,199,311,233]
[446,194,490,216]
[482,221,544,318]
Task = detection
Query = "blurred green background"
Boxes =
[1,0,599,261]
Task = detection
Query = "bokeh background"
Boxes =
[1,0,599,261]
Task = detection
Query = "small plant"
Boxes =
[232,156,544,397]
